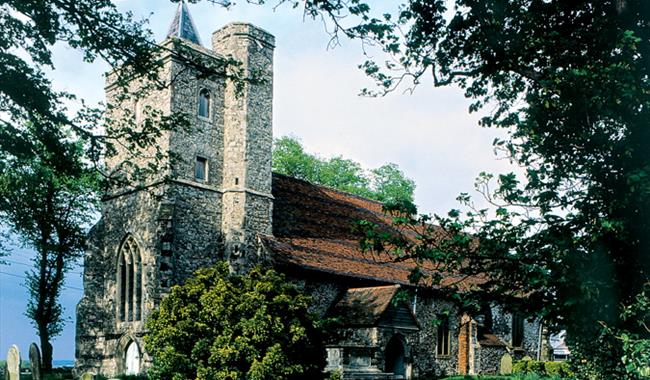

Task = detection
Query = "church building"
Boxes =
[75,3,543,378]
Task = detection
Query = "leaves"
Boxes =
[272,136,415,203]
[145,263,327,380]
[294,0,650,377]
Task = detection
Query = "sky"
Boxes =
[0,0,518,360]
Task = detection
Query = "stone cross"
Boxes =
[28,343,42,380]
[5,345,20,380]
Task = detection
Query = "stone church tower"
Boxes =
[75,3,275,375]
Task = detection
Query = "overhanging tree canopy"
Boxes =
[278,0,649,378]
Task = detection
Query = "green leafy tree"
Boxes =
[0,1,160,370]
[273,136,415,203]
[271,136,321,181]
[370,163,416,204]
[0,125,97,371]
[318,156,371,197]
[145,262,327,380]
[291,0,650,377]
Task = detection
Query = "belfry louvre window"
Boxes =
[436,316,451,356]
[512,313,524,347]
[117,235,143,322]
[198,89,210,118]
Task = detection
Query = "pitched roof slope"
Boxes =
[265,173,419,284]
[265,174,484,288]
[327,285,419,330]
[329,285,400,325]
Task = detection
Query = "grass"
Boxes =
[443,375,569,380]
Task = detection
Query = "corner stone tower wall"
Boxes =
[75,22,275,377]
[212,23,275,271]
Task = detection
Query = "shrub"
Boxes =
[327,369,343,380]
[512,358,572,378]
[513,359,531,374]
[145,262,327,380]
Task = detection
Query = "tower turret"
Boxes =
[212,23,275,270]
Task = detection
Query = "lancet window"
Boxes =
[198,89,210,118]
[117,235,143,322]
[436,315,451,356]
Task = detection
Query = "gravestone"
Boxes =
[499,352,513,375]
[5,345,20,380]
[29,343,42,380]
[80,372,95,380]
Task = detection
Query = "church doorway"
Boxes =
[124,341,141,375]
[385,334,406,379]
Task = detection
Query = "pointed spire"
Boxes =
[167,1,202,45]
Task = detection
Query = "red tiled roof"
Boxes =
[264,173,481,288]
[328,285,400,325]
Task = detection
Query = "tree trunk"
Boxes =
[39,330,53,372]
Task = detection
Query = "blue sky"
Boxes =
[0,0,517,360]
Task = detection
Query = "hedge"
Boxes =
[513,359,573,377]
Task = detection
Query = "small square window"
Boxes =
[195,156,207,181]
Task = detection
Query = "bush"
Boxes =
[512,359,572,378]
[513,360,529,374]
[327,369,343,380]
[145,262,327,380]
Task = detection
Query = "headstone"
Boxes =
[29,343,42,380]
[499,352,513,375]
[80,372,95,380]
[5,345,20,380]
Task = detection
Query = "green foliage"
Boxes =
[0,123,98,370]
[0,0,160,370]
[301,0,650,377]
[272,136,415,203]
[145,262,327,380]
[512,359,572,378]
[327,369,343,380]
[441,375,567,380]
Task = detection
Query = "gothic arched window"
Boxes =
[198,89,210,118]
[117,235,143,322]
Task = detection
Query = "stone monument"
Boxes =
[5,345,20,380]
[28,343,42,380]
[499,352,513,375]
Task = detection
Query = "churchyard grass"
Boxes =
[442,375,572,380]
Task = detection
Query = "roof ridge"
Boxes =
[348,284,400,291]
[271,172,385,207]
